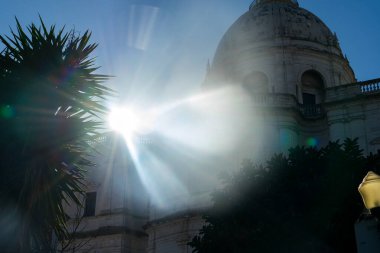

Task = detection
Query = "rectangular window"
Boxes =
[83,192,96,217]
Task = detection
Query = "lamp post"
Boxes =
[358,171,380,220]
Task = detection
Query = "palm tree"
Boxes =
[0,18,114,252]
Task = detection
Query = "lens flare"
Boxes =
[107,86,254,211]
[128,5,160,50]
[306,137,318,147]
[0,105,14,119]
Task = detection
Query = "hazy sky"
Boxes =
[1,0,380,105]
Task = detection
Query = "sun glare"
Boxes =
[108,106,155,139]
[107,87,254,209]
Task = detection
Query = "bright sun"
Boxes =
[108,106,155,139]
[109,107,141,137]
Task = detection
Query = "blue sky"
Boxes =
[1,0,380,105]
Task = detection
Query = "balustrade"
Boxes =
[361,82,380,93]
[359,78,380,93]
[249,93,325,118]
[249,78,380,119]
[299,104,324,118]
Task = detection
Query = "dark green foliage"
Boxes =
[0,18,113,252]
[190,139,375,253]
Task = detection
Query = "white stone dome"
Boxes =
[206,0,355,91]
[244,0,338,47]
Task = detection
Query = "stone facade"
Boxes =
[60,137,149,252]
[64,0,380,252]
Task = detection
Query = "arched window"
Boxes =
[302,70,324,89]
[243,71,269,94]
[301,70,325,105]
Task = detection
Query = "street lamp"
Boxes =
[358,171,380,220]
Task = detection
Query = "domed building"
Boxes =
[202,0,380,162]
[208,0,355,91]
[206,0,356,157]
[63,0,380,252]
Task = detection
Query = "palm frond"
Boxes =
[0,17,114,251]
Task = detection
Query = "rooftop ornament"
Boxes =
[249,0,299,9]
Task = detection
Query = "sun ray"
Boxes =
[108,86,255,210]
